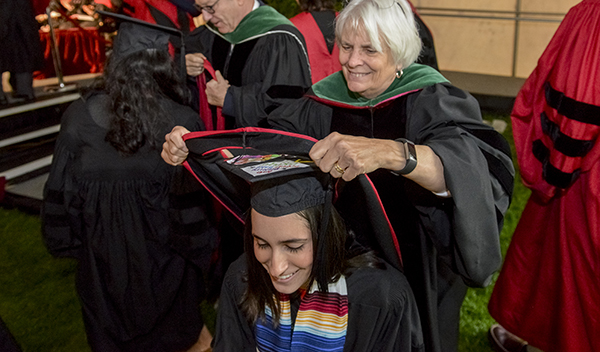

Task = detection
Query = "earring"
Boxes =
[396,69,403,79]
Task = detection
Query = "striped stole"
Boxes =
[255,276,348,351]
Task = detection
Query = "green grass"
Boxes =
[0,113,528,351]
[0,207,89,352]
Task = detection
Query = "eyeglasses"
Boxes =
[194,0,220,14]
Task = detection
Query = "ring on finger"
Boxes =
[333,162,345,175]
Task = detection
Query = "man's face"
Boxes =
[196,0,248,33]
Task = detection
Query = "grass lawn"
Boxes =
[0,112,529,351]
[0,208,88,351]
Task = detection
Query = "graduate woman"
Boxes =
[209,170,424,352]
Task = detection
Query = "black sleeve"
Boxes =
[41,100,86,258]
[406,83,514,287]
[230,30,312,128]
[184,25,211,55]
[165,100,220,275]
[212,255,256,352]
[345,264,425,352]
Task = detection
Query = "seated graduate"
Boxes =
[211,171,424,352]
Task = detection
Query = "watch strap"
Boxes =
[397,138,417,175]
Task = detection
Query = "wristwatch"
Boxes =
[397,138,417,175]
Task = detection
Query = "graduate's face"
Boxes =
[196,0,248,33]
[252,209,313,295]
[339,26,399,99]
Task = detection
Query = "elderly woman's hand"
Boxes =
[185,53,207,77]
[161,126,191,166]
[310,132,448,194]
[310,132,399,180]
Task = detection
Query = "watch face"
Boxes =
[399,139,417,175]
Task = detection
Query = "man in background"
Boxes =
[184,0,311,128]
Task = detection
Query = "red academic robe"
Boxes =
[488,1,600,352]
[290,11,341,84]
[122,0,195,32]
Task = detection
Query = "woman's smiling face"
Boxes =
[252,209,313,294]
[339,26,399,99]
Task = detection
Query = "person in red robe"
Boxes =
[120,0,197,32]
[488,1,600,352]
[289,0,341,84]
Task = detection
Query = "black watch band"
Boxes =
[397,138,417,175]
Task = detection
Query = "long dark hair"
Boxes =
[92,49,190,155]
[242,204,383,324]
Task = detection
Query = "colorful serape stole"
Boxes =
[255,276,349,352]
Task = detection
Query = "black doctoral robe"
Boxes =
[41,92,218,352]
[0,0,44,75]
[266,65,514,352]
[185,5,312,128]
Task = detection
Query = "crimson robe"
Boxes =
[488,2,600,352]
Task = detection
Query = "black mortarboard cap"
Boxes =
[182,127,404,271]
[96,10,187,82]
[111,22,170,62]
[183,128,326,220]
[250,170,329,217]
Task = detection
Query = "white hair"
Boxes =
[335,0,422,69]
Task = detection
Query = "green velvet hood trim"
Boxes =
[311,64,449,107]
[208,6,295,44]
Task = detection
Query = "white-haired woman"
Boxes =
[162,1,513,350]
[267,1,514,350]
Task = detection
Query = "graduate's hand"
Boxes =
[309,132,400,181]
[162,126,191,166]
[206,70,230,107]
[186,53,207,77]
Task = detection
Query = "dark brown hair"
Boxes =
[241,204,382,324]
[91,49,190,155]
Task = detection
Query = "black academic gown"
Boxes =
[41,92,218,352]
[184,5,311,128]
[266,68,514,352]
[0,0,44,80]
[0,0,44,74]
[213,254,424,352]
